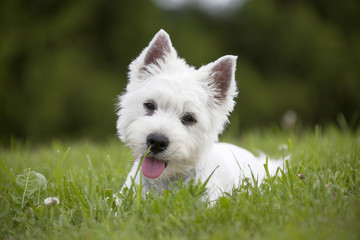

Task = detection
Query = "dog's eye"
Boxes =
[181,114,197,125]
[144,103,155,111]
[144,102,156,116]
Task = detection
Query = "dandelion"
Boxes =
[44,197,60,206]
[278,144,288,151]
[281,110,297,129]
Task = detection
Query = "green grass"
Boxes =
[0,125,359,240]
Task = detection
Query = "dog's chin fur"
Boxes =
[116,30,285,202]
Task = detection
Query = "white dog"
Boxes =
[116,30,283,202]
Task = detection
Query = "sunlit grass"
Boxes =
[0,126,359,239]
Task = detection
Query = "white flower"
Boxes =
[281,110,297,128]
[278,144,288,151]
[44,197,60,206]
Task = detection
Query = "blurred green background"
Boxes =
[1,0,359,143]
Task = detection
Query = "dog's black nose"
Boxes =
[146,134,169,154]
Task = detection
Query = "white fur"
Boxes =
[116,30,284,202]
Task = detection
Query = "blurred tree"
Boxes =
[0,0,359,143]
[214,0,360,130]
[0,0,167,141]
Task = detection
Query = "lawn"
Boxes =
[0,125,359,239]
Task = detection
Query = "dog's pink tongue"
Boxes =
[141,157,165,179]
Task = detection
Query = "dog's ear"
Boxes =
[129,30,176,79]
[206,55,238,103]
[143,30,172,67]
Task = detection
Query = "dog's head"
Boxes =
[117,30,237,179]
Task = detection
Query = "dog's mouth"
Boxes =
[141,156,168,179]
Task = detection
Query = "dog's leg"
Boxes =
[115,161,141,206]
[122,161,141,190]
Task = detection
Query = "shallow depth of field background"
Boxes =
[1,0,359,143]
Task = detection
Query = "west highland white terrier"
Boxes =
[116,30,284,202]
